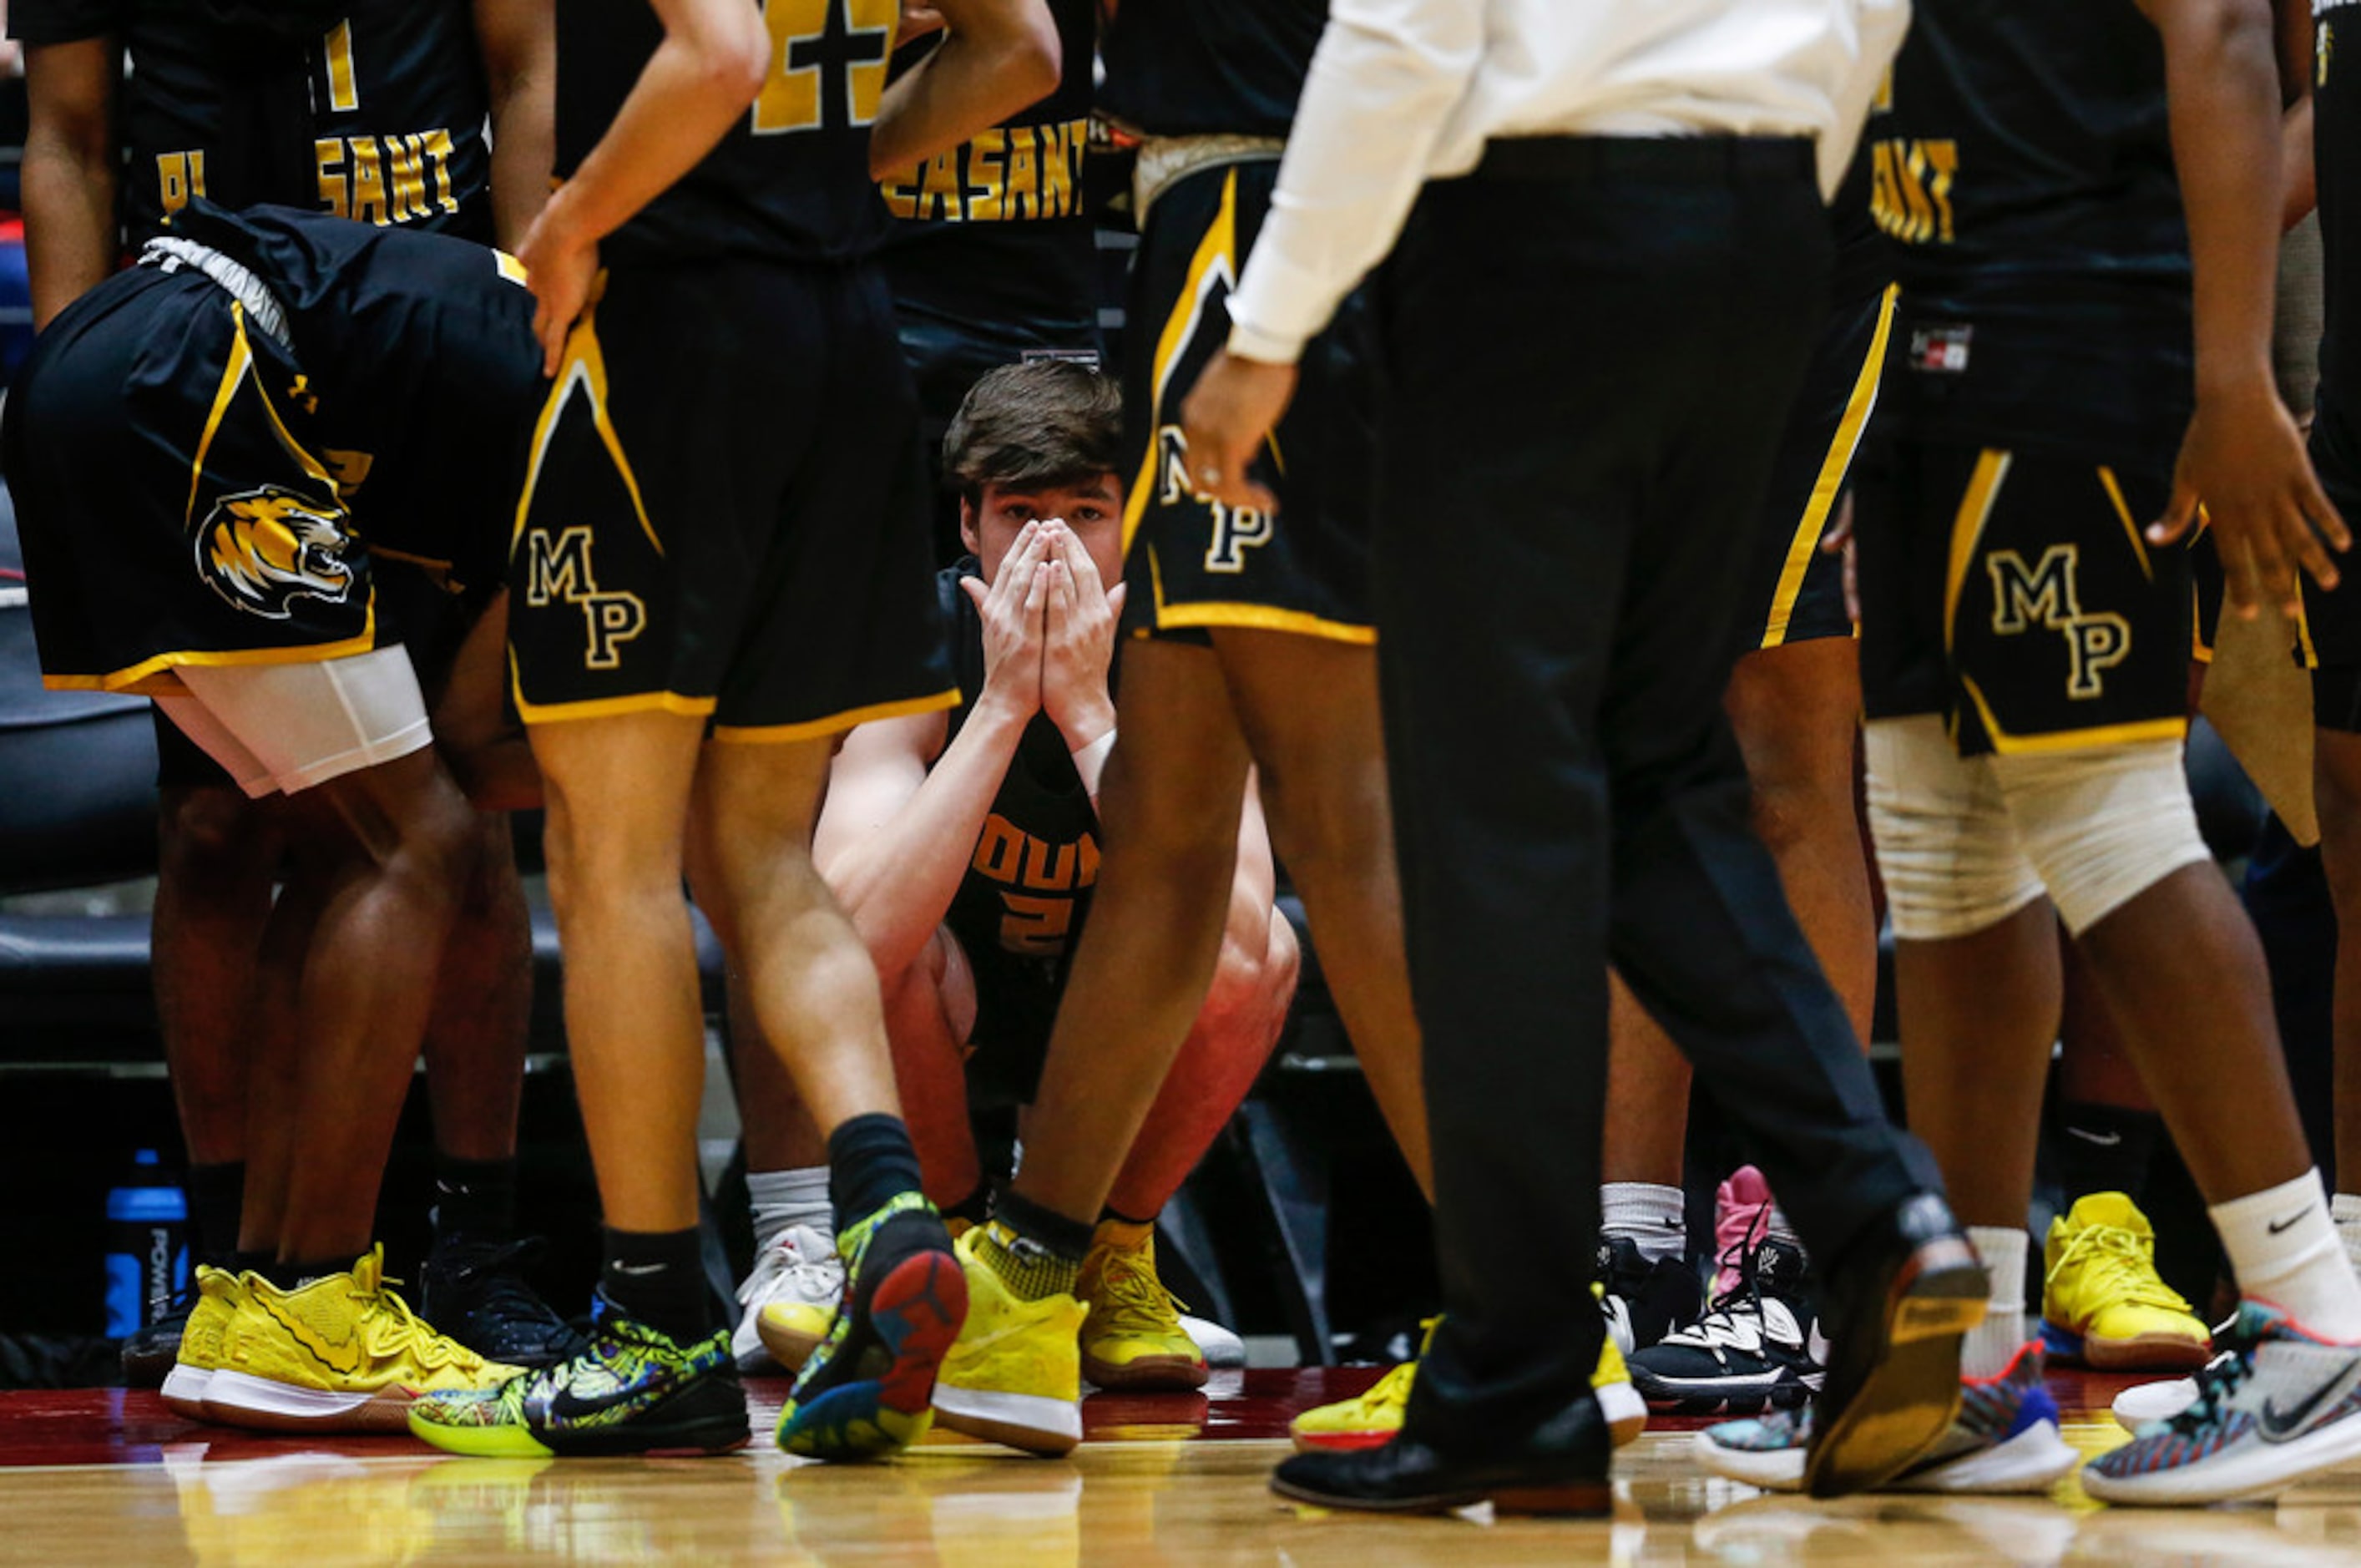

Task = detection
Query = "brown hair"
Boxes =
[943,360,1124,504]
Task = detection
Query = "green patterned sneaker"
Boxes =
[776,1191,967,1462]
[407,1296,748,1458]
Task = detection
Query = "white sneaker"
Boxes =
[731,1223,844,1373]
[2112,1372,2201,1431]
[1180,1313,1246,1368]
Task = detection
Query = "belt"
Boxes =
[139,236,292,350]
[1469,135,1815,185]
[1131,133,1285,224]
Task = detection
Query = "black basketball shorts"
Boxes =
[1118,159,1377,645]
[1857,437,2192,756]
[506,257,956,738]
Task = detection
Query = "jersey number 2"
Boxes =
[754,0,896,135]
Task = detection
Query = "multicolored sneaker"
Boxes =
[2113,1371,2202,1432]
[930,1224,1086,1456]
[776,1191,967,1461]
[1629,1235,1823,1415]
[1695,1341,2076,1494]
[1288,1303,1646,1453]
[2041,1192,2211,1372]
[419,1236,586,1370]
[1077,1220,1206,1392]
[735,1223,843,1373]
[204,1247,521,1433]
[161,1265,245,1420]
[407,1296,748,1458]
[2082,1301,2361,1505]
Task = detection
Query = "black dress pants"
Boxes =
[1372,138,1946,1438]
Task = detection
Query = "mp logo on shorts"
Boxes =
[194,485,358,620]
[1153,427,1271,571]
[523,527,648,670]
[1986,546,2131,699]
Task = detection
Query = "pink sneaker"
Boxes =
[1712,1166,1776,1298]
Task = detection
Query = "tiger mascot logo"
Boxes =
[194,486,357,620]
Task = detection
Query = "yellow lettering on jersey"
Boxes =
[348,137,388,225]
[388,134,430,224]
[315,139,348,219]
[1004,130,1039,221]
[323,18,361,113]
[965,129,1006,222]
[972,814,1024,881]
[1040,122,1078,218]
[158,151,199,216]
[422,129,459,215]
[2323,18,2335,89]
[1870,138,1959,246]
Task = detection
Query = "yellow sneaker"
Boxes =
[205,1246,522,1433]
[161,1265,245,1421]
[1289,1303,1646,1452]
[2042,1191,2212,1372]
[930,1224,1086,1455]
[1077,1219,1207,1392]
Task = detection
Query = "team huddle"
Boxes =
[12,0,2361,1520]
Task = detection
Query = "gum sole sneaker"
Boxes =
[930,1225,1085,1456]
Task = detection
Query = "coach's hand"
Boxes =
[1042,523,1124,746]
[1180,350,1294,515]
[2154,378,2348,620]
[961,518,1050,720]
[517,197,600,380]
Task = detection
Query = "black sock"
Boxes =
[2060,1101,2164,1207]
[1100,1205,1155,1230]
[978,1190,1093,1302]
[185,1161,245,1267]
[827,1114,926,1234]
[599,1226,715,1344]
[944,1180,993,1230]
[432,1154,519,1247]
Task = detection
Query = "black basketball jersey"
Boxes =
[1870,0,2192,458]
[935,564,1100,967]
[2318,2,2361,422]
[9,1,494,250]
[877,0,1095,336]
[167,201,541,597]
[1097,0,1325,141]
[558,0,897,266]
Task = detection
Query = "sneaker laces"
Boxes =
[1666,1235,1787,1353]
[2161,1336,2257,1436]
[736,1227,843,1309]
[367,1274,491,1373]
[2045,1222,2195,1315]
[1092,1241,1190,1338]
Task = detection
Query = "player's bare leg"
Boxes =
[859,933,983,1209]
[421,817,533,1166]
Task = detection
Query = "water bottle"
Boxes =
[104,1150,190,1338]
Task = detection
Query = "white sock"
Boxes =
[2333,1192,2361,1273]
[1600,1182,1686,1265]
[748,1166,832,1253]
[1963,1225,2030,1381]
[2212,1170,2361,1341]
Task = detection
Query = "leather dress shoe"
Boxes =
[1271,1389,1611,1515]
[1805,1190,1987,1498]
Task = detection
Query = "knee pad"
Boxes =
[1865,716,2047,941]
[1989,739,2210,937]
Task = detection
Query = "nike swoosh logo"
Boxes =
[2260,1363,2361,1440]
[2270,1207,2318,1236]
[2064,1127,2123,1147]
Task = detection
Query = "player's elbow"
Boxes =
[701,10,774,109]
[2150,0,2273,58]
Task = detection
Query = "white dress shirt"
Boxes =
[1225,0,1910,366]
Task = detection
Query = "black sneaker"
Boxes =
[420,1237,589,1368]
[120,1275,197,1388]
[1595,1234,1705,1356]
[1626,1235,1823,1415]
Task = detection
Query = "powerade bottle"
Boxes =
[104,1151,189,1338]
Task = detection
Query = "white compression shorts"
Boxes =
[151,645,432,798]
[1865,713,2210,941]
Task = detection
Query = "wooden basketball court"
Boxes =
[4,1366,2358,1564]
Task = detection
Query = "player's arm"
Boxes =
[511,0,768,373]
[867,0,1059,180]
[2141,0,2348,613]
[473,0,557,250]
[20,34,119,328]
[814,704,1027,983]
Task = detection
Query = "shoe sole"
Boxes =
[1802,1247,1987,1499]
[2040,1320,2211,1373]
[203,1369,421,1434]
[161,1365,214,1422]
[780,1248,968,1462]
[1697,1417,2077,1495]
[2082,1409,2361,1505]
[1596,1381,1647,1448]
[758,1316,826,1374]
[1081,1351,1209,1393]
[1629,1371,1817,1417]
[1269,1472,1612,1516]
[408,1401,752,1460]
[931,1382,1084,1457]
[2111,1378,2199,1433]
